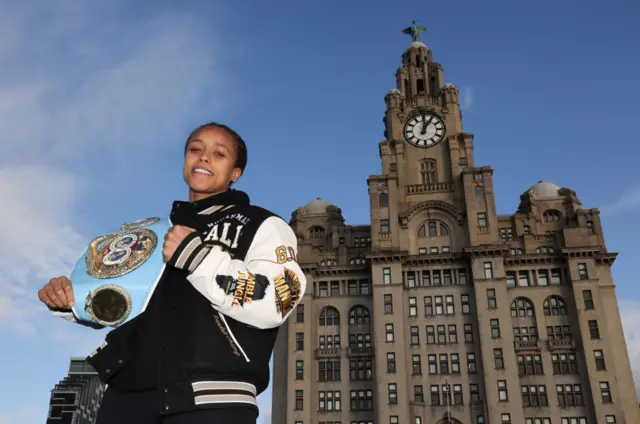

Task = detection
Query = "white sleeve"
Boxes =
[186,216,306,329]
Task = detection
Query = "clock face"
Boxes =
[403,113,446,148]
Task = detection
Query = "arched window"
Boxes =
[319,307,340,326]
[510,297,535,318]
[543,210,562,223]
[379,192,389,208]
[536,246,555,253]
[419,159,437,185]
[474,186,484,200]
[309,226,325,240]
[417,78,425,93]
[348,306,370,325]
[349,257,365,265]
[418,220,450,238]
[543,296,566,316]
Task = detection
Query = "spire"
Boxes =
[402,20,426,42]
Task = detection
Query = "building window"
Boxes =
[588,320,600,339]
[587,220,594,233]
[426,326,435,344]
[511,298,534,317]
[414,385,424,403]
[349,306,370,324]
[583,290,594,309]
[487,289,497,309]
[439,354,449,374]
[537,270,548,286]
[497,380,508,401]
[379,192,389,208]
[387,352,396,373]
[407,272,416,288]
[605,416,617,423]
[295,390,303,410]
[561,419,587,424]
[525,419,551,424]
[506,271,516,288]
[390,417,399,424]
[513,326,537,342]
[445,295,455,314]
[523,225,530,234]
[437,325,446,344]
[461,295,470,315]
[296,333,304,351]
[409,297,418,316]
[484,262,493,279]
[385,324,394,342]
[420,160,437,185]
[543,296,566,316]
[448,325,458,343]
[296,304,304,323]
[383,267,392,284]
[518,270,530,286]
[501,414,511,424]
[467,353,477,373]
[518,355,543,375]
[451,354,460,374]
[384,294,393,314]
[470,384,480,402]
[452,384,463,405]
[349,359,372,381]
[388,383,398,404]
[319,307,340,326]
[475,186,485,200]
[296,360,304,380]
[521,385,548,407]
[543,210,561,222]
[349,390,373,411]
[550,268,563,285]
[490,319,501,338]
[464,324,474,343]
[424,297,433,315]
[412,355,422,375]
[600,382,612,403]
[380,219,390,233]
[427,354,437,374]
[578,263,588,279]
[318,360,341,381]
[318,390,341,411]
[430,385,440,405]
[594,350,606,370]
[435,296,444,315]
[556,384,584,406]
[551,353,577,374]
[410,326,419,345]
[459,269,468,285]
[318,282,328,297]
[477,212,487,227]
[494,349,504,369]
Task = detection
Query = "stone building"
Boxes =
[271,22,639,424]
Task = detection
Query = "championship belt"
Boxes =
[69,217,170,327]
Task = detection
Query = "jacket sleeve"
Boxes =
[48,307,105,329]
[178,216,306,329]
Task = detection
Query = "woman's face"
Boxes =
[183,126,242,201]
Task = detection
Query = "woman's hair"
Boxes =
[184,122,248,173]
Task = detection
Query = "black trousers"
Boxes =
[96,387,258,424]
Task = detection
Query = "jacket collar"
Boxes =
[173,189,251,216]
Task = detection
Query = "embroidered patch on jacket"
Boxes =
[274,269,301,317]
[216,272,270,307]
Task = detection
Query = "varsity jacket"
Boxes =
[51,189,306,417]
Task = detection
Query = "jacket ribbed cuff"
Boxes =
[168,233,212,272]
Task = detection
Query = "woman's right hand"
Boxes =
[38,276,75,310]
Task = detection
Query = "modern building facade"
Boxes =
[271,23,640,424]
[46,357,106,424]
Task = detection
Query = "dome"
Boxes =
[443,82,456,89]
[387,88,401,96]
[529,181,562,199]
[406,41,427,50]
[305,198,332,214]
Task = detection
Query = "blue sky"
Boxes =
[1,0,640,422]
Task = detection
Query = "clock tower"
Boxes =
[369,21,498,253]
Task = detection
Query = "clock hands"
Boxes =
[421,114,433,135]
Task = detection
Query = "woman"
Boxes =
[38,122,306,424]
